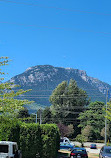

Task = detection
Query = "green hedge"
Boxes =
[20,123,42,158]
[41,124,60,158]
[0,116,21,145]
[0,117,60,158]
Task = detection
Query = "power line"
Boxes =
[11,88,110,91]
[14,96,107,99]
[15,94,108,96]
[1,90,109,95]
[15,93,108,96]
[1,94,108,98]
[0,21,111,35]
[0,0,111,16]
[20,117,105,122]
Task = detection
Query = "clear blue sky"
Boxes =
[0,0,111,85]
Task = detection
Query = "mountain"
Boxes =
[9,65,111,112]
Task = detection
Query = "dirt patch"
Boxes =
[88,153,99,158]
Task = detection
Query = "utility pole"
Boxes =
[32,113,37,123]
[35,113,37,124]
[40,109,42,125]
[105,89,108,145]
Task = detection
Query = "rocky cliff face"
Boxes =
[9,65,111,110]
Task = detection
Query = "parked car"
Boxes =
[60,143,74,151]
[99,146,111,158]
[60,137,75,147]
[90,144,97,149]
[0,141,22,158]
[70,147,88,158]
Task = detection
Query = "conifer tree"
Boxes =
[49,79,89,136]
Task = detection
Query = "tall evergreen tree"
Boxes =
[49,79,89,136]
[78,101,105,140]
[42,107,53,124]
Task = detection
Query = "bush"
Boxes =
[41,124,60,158]
[20,123,42,158]
[0,117,60,158]
[0,116,21,145]
[76,134,85,145]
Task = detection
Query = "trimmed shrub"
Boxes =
[41,124,60,158]
[20,123,42,158]
[0,117,60,158]
[19,123,60,158]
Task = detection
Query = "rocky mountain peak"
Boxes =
[9,65,111,110]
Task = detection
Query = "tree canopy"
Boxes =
[0,57,32,115]
[106,101,111,121]
[78,101,105,140]
[49,79,89,136]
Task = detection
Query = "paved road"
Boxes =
[72,141,105,148]
[71,141,104,154]
[85,148,100,154]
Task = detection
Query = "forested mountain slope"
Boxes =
[9,65,111,112]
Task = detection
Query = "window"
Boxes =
[72,149,86,154]
[0,145,8,153]
[105,149,111,154]
[60,139,63,142]
[13,145,17,154]
[65,140,68,142]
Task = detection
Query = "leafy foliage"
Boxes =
[49,79,89,136]
[57,123,69,137]
[76,134,85,145]
[78,101,105,140]
[67,124,74,137]
[0,56,9,80]
[0,116,21,146]
[100,126,110,139]
[20,123,42,158]
[106,101,111,121]
[81,125,93,141]
[41,124,60,158]
[0,57,33,115]
[17,107,30,118]
[0,116,60,158]
[42,106,53,124]
[57,123,74,138]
